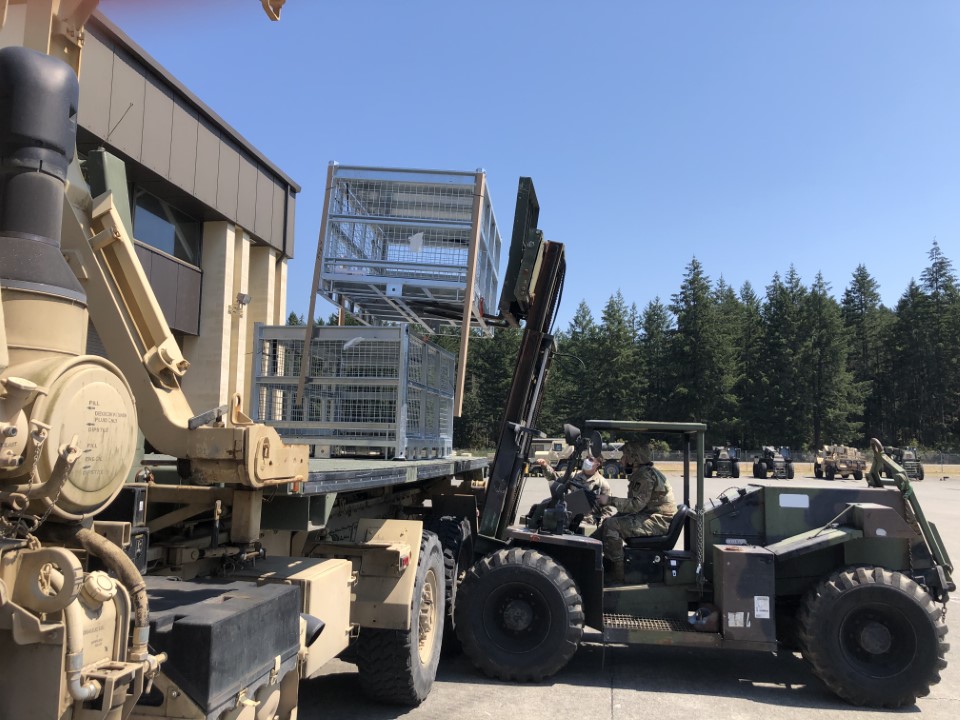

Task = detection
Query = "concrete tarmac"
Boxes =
[300,467,960,719]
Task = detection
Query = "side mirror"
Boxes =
[590,431,603,459]
[563,423,581,446]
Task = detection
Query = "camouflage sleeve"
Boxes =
[541,464,559,482]
[611,474,653,514]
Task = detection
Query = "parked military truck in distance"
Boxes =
[752,446,795,479]
[884,446,925,480]
[815,444,866,480]
[705,446,740,478]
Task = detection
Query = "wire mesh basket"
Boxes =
[251,323,455,459]
[315,164,501,328]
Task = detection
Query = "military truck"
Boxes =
[884,446,925,481]
[815,444,866,480]
[752,446,795,479]
[705,446,740,478]
[0,10,503,717]
[455,422,954,708]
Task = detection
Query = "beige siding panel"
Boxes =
[169,100,198,193]
[141,78,173,177]
[194,120,220,208]
[216,142,240,218]
[285,191,296,259]
[254,168,274,241]
[78,34,113,139]
[271,181,285,252]
[107,53,146,161]
[237,158,257,231]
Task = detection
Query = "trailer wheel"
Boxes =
[455,546,583,682]
[798,566,948,708]
[424,515,473,654]
[355,531,445,706]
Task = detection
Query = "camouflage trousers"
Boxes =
[601,512,673,564]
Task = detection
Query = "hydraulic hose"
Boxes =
[47,524,150,658]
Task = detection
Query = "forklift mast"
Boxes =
[478,178,566,541]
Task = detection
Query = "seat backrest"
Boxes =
[625,503,690,550]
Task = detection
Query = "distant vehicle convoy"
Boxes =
[533,438,926,483]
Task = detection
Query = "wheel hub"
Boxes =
[502,598,535,632]
[859,620,893,655]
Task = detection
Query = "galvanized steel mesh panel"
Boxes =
[317,165,501,328]
[252,324,454,458]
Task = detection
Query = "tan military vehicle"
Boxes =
[814,444,866,480]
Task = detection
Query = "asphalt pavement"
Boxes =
[300,467,960,719]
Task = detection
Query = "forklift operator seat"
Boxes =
[624,504,690,551]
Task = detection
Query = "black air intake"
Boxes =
[0,46,84,303]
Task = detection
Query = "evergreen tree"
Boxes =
[668,258,724,426]
[760,267,810,445]
[710,276,742,443]
[841,265,885,439]
[593,292,639,421]
[734,282,766,448]
[807,273,861,447]
[918,241,959,446]
[638,298,673,420]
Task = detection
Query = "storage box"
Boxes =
[713,544,777,643]
[314,164,501,329]
[251,323,454,459]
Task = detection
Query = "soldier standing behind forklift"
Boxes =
[596,442,677,583]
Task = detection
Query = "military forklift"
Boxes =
[752,445,795,479]
[705,445,741,478]
[883,446,925,481]
[455,421,953,708]
[442,178,951,707]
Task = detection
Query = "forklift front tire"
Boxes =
[455,547,583,682]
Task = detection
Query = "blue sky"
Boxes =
[99,1,960,328]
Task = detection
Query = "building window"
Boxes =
[133,189,202,266]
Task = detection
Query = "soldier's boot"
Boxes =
[607,559,625,586]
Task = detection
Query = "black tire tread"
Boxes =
[456,547,584,682]
[423,515,471,654]
[355,531,445,706]
[797,565,948,708]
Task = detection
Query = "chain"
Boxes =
[696,504,705,593]
[1,433,48,540]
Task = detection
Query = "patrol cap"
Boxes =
[621,441,651,465]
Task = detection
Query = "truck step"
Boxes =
[602,613,724,648]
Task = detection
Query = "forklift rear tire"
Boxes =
[355,531,445,706]
[455,547,583,682]
[798,566,948,708]
[786,462,795,480]
[731,461,740,478]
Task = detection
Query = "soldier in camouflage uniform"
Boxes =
[597,441,677,583]
[536,455,615,522]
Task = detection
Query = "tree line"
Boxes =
[452,241,960,453]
